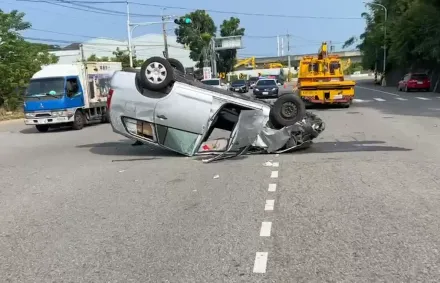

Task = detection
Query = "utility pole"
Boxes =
[281,37,284,56]
[277,35,280,56]
[126,0,133,68]
[286,32,291,82]
[79,44,85,63]
[211,38,217,76]
[162,15,169,58]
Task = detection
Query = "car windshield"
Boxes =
[256,80,276,86]
[201,79,220,86]
[231,80,246,86]
[25,78,65,97]
[411,74,428,80]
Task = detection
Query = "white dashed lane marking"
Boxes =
[415,97,431,100]
[268,183,277,192]
[395,97,408,100]
[260,222,272,237]
[373,98,386,101]
[270,171,278,178]
[265,200,275,211]
[253,252,268,273]
[272,162,279,167]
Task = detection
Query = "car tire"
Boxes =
[35,125,49,132]
[72,110,85,130]
[269,93,306,129]
[167,58,185,74]
[139,56,174,91]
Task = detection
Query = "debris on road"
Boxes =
[213,175,220,179]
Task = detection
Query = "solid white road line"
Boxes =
[272,162,279,167]
[373,98,386,101]
[268,183,277,192]
[415,97,430,100]
[271,171,278,178]
[395,97,408,100]
[260,222,272,237]
[265,200,275,211]
[253,252,268,273]
[356,85,400,96]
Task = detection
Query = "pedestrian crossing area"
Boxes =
[354,96,440,103]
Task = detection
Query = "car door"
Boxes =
[153,84,213,155]
[65,76,85,108]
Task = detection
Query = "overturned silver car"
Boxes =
[108,57,325,162]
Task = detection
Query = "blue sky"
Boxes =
[3,0,367,57]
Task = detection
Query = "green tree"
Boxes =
[345,0,440,77]
[0,9,58,111]
[87,54,99,61]
[111,47,142,68]
[174,10,216,68]
[217,17,245,74]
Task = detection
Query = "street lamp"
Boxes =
[363,1,387,86]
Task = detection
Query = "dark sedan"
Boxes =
[229,79,249,93]
[253,79,280,98]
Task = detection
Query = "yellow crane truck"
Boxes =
[297,42,355,107]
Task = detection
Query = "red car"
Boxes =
[398,73,430,92]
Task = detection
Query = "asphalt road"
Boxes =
[1,82,440,282]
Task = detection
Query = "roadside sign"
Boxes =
[203,67,212,80]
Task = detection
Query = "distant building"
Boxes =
[49,34,197,67]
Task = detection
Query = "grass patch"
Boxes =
[0,108,24,122]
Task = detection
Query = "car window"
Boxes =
[201,79,220,86]
[411,74,428,80]
[157,125,199,155]
[231,80,246,86]
[256,80,276,86]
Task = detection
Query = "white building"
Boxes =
[50,34,197,67]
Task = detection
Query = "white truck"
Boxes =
[23,61,122,132]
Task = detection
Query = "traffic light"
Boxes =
[174,17,192,25]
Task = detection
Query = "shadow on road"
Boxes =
[20,123,101,134]
[76,140,181,158]
[298,140,411,154]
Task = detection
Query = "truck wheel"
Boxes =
[139,56,174,91]
[72,111,85,130]
[35,125,49,132]
[269,94,306,129]
[167,58,185,74]
[101,112,110,123]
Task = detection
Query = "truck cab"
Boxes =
[24,62,119,132]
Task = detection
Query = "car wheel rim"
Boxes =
[281,101,297,119]
[146,62,167,84]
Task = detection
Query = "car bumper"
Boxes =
[253,90,279,98]
[408,84,430,89]
[301,95,353,104]
[230,87,247,92]
[24,116,73,125]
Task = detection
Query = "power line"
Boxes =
[16,0,162,17]
[26,0,363,20]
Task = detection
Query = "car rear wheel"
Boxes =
[140,57,174,91]
[167,58,185,74]
[269,94,306,129]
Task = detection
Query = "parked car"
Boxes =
[253,79,281,99]
[201,78,228,90]
[398,73,430,92]
[108,56,325,162]
[230,79,249,93]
